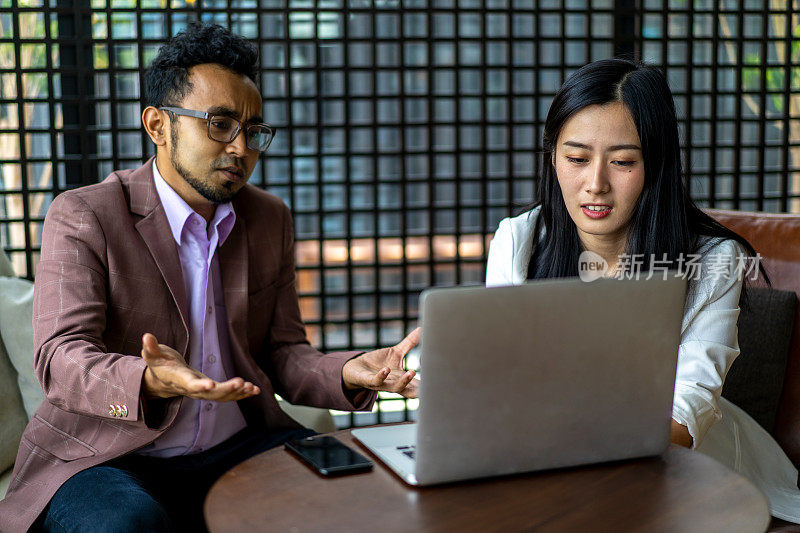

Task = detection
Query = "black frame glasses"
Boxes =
[159,106,276,152]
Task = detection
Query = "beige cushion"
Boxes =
[0,251,13,277]
[0,334,27,475]
[0,250,41,479]
[278,400,336,434]
[0,249,35,477]
[0,250,29,484]
[0,467,12,500]
[0,275,42,418]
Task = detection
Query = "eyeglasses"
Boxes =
[159,106,275,152]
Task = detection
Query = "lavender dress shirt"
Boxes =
[136,163,248,457]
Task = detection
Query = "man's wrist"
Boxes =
[341,358,359,390]
[142,367,168,399]
[139,368,173,428]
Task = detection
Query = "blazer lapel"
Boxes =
[219,213,249,363]
[129,158,190,338]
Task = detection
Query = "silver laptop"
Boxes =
[352,276,687,486]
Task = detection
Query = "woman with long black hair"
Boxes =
[487,58,799,522]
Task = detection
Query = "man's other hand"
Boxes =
[140,333,261,401]
[341,328,421,398]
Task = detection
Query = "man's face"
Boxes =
[165,63,262,204]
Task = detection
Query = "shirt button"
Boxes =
[208,354,217,364]
[205,403,213,411]
[207,306,213,315]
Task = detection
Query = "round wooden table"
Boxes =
[205,428,770,533]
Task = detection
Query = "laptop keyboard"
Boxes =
[397,445,416,460]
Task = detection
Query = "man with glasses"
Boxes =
[0,22,418,533]
[159,107,276,153]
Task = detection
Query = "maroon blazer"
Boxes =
[0,158,376,532]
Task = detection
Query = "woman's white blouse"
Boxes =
[485,207,743,448]
[486,206,800,522]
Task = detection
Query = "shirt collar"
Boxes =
[152,161,236,247]
[212,203,236,247]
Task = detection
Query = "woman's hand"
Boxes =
[670,419,693,448]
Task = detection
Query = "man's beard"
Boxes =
[169,128,240,204]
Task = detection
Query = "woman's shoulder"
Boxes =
[683,236,748,312]
[488,206,541,285]
[694,235,747,262]
[495,205,542,240]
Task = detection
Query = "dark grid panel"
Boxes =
[638,0,800,213]
[2,0,798,424]
[0,0,264,278]
[244,2,613,425]
[0,0,612,425]
[0,0,57,278]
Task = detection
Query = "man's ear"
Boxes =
[142,106,167,147]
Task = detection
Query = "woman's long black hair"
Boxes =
[528,58,765,285]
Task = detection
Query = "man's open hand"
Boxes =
[140,333,260,401]
[341,328,420,398]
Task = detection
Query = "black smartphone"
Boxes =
[285,435,373,476]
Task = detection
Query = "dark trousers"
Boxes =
[39,426,316,533]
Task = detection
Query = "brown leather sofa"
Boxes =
[708,209,800,532]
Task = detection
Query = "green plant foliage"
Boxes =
[739,23,800,113]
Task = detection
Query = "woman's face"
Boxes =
[554,101,645,250]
